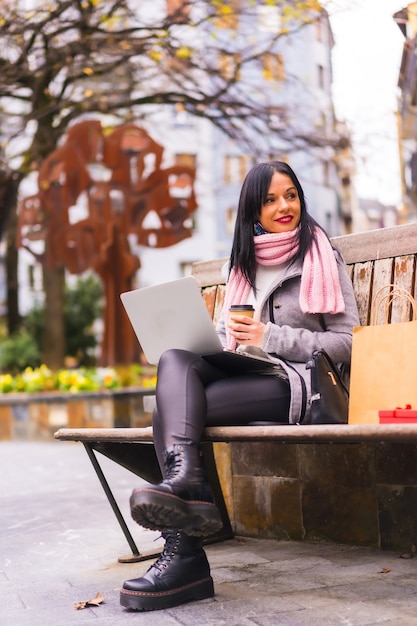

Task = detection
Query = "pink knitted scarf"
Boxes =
[224,226,345,349]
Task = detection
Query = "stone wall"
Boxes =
[0,388,153,440]
[219,441,417,552]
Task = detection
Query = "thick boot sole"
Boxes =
[120,576,214,611]
[130,488,223,537]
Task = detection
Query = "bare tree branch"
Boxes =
[0,0,340,169]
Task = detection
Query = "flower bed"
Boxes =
[0,364,156,394]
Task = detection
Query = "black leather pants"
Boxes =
[152,349,290,470]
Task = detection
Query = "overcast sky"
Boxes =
[329,0,405,206]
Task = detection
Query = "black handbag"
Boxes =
[304,350,349,424]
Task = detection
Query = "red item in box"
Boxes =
[379,407,417,423]
[379,410,395,422]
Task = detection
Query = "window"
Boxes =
[28,265,35,290]
[318,64,325,90]
[225,207,236,236]
[224,155,247,184]
[316,112,327,129]
[325,211,333,235]
[262,53,285,82]
[267,107,287,131]
[323,161,330,186]
[269,153,289,164]
[315,17,322,41]
[175,153,196,168]
[28,264,43,291]
[219,53,241,81]
[257,5,281,33]
[173,103,191,126]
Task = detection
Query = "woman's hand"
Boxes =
[228,314,266,348]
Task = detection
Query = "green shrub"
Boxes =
[23,273,104,367]
[0,331,41,374]
[64,274,103,364]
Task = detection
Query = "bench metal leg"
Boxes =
[82,440,234,562]
[89,440,234,543]
[83,443,161,563]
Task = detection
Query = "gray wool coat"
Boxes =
[216,250,360,424]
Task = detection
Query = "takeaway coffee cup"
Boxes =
[229,304,255,318]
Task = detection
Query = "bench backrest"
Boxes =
[191,222,417,327]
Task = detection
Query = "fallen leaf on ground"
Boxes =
[378,568,391,574]
[74,592,104,610]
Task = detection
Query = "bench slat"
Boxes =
[392,255,416,322]
[55,423,417,444]
[332,222,417,264]
[352,261,374,326]
[371,258,395,324]
[192,257,227,287]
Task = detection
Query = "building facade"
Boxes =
[394,2,417,223]
[125,3,354,288]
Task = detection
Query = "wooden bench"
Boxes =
[55,222,417,560]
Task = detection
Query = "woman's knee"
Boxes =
[158,349,197,372]
[158,349,220,386]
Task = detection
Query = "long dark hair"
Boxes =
[229,160,325,288]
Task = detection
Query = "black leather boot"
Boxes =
[120,531,214,611]
[130,443,222,536]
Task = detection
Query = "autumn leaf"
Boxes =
[378,568,391,574]
[176,47,192,59]
[74,592,105,610]
[149,49,163,62]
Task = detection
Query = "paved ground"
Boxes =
[2,440,417,626]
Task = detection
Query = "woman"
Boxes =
[120,161,359,612]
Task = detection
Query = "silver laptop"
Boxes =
[120,276,279,375]
[120,276,223,364]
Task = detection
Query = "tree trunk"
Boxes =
[1,169,22,334]
[42,265,66,369]
[5,207,20,334]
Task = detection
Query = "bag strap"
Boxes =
[268,293,275,322]
[371,285,417,325]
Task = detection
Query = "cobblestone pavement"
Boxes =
[1,440,417,625]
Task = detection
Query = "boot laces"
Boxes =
[164,448,184,481]
[150,533,179,573]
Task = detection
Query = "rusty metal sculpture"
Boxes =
[17,121,197,365]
